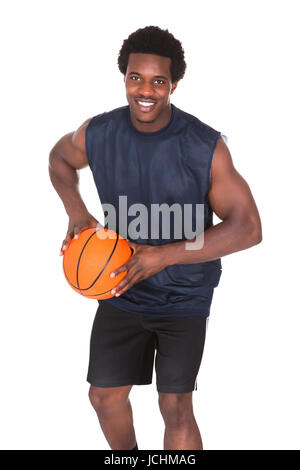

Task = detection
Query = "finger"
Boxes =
[74,225,85,239]
[95,221,104,230]
[60,232,73,254]
[111,278,129,296]
[110,272,132,295]
[112,273,140,297]
[110,264,129,279]
[60,240,68,254]
[111,269,140,295]
[75,223,96,239]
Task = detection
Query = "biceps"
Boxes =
[52,133,87,170]
[208,169,259,223]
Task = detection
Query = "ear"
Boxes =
[170,82,178,94]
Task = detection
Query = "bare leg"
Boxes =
[158,392,203,450]
[89,384,137,450]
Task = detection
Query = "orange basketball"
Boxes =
[62,227,132,300]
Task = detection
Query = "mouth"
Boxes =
[135,99,156,113]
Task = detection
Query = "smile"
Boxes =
[135,100,156,112]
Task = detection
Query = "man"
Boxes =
[49,26,262,450]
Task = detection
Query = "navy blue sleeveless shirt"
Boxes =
[85,104,222,318]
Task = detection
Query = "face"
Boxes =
[124,53,178,126]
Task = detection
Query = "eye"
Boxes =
[129,76,165,85]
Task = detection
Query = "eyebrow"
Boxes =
[128,71,169,80]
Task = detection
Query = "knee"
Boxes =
[88,386,127,413]
[158,393,194,428]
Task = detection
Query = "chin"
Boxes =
[131,109,157,122]
[136,116,156,124]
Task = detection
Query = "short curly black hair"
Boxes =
[118,26,186,84]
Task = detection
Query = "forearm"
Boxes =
[48,151,88,216]
[161,217,262,266]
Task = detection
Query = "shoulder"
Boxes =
[72,117,92,153]
[210,134,235,186]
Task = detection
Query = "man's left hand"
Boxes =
[109,240,168,297]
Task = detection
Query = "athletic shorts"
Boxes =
[87,301,208,393]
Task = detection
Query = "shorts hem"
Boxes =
[87,376,152,388]
[157,384,196,393]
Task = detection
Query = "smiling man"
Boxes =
[49,26,262,450]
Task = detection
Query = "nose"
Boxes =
[138,80,155,97]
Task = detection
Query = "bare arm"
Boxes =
[161,136,262,265]
[49,118,101,254]
[48,118,91,216]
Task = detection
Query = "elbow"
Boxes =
[48,148,57,169]
[233,215,262,248]
[248,221,263,246]
[252,229,262,246]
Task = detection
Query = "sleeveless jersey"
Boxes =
[85,103,223,318]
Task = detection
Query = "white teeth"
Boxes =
[138,101,155,107]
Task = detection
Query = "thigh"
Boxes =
[87,301,156,387]
[153,315,208,393]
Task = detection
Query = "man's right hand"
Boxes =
[60,211,103,256]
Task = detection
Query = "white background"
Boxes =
[0,0,299,450]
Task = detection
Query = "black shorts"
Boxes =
[87,301,208,393]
